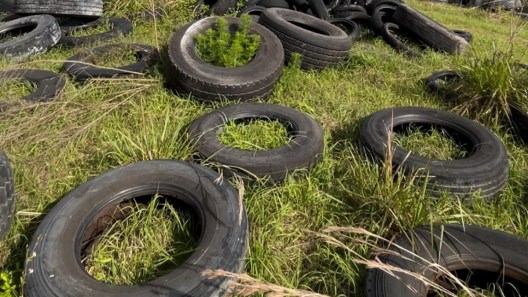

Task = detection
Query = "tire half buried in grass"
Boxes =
[188,103,324,182]
[24,160,248,297]
[366,224,528,297]
[359,106,509,200]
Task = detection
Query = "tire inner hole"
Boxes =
[392,123,472,160]
[0,23,37,43]
[194,21,261,68]
[0,78,36,101]
[218,117,295,150]
[287,20,330,35]
[81,193,200,285]
[429,269,528,297]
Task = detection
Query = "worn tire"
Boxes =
[366,224,528,297]
[379,22,424,57]
[452,29,473,42]
[63,43,158,82]
[24,160,248,297]
[58,17,132,47]
[424,70,462,99]
[328,18,360,40]
[0,69,65,102]
[360,106,509,200]
[15,0,103,17]
[188,103,324,182]
[0,14,61,60]
[168,16,284,102]
[258,8,352,69]
[0,152,14,240]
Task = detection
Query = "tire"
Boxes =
[370,4,396,34]
[366,224,528,297]
[188,102,324,182]
[0,69,66,102]
[236,5,266,21]
[327,18,360,40]
[365,0,401,13]
[330,4,367,14]
[0,14,61,60]
[0,151,14,240]
[24,160,248,297]
[379,22,424,57]
[452,29,473,42]
[259,0,291,8]
[15,0,103,17]
[197,0,240,16]
[509,106,528,143]
[58,17,133,47]
[258,8,352,70]
[424,70,462,98]
[167,16,284,102]
[359,106,509,200]
[63,44,158,82]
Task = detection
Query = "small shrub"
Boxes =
[195,14,261,68]
[0,271,17,297]
[453,50,528,125]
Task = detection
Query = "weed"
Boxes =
[0,271,17,297]
[453,49,528,125]
[195,14,260,68]
[84,195,198,285]
[218,119,292,150]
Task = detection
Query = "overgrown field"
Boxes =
[1,0,528,296]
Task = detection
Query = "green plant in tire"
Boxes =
[195,14,261,68]
[219,119,292,150]
[454,50,528,125]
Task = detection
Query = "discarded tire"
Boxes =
[379,22,424,57]
[188,103,324,182]
[0,69,66,102]
[366,224,528,297]
[168,16,284,102]
[327,18,360,40]
[16,0,103,17]
[24,160,248,297]
[0,152,14,239]
[0,14,61,60]
[63,44,158,82]
[58,17,133,47]
[258,8,352,70]
[425,70,462,98]
[360,106,509,200]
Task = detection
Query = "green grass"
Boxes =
[195,14,261,68]
[84,195,197,285]
[1,0,528,296]
[89,48,141,69]
[218,119,291,150]
[393,125,468,160]
[0,79,35,101]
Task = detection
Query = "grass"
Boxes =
[0,79,35,101]
[0,0,528,296]
[393,125,469,160]
[89,47,141,68]
[218,119,292,150]
[83,195,198,285]
[195,14,261,68]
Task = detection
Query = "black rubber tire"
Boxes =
[359,106,509,200]
[0,151,14,240]
[188,102,324,182]
[0,69,65,102]
[365,0,401,13]
[366,224,528,297]
[327,18,360,40]
[425,70,462,98]
[370,4,396,34]
[197,0,240,16]
[379,22,424,57]
[24,160,248,297]
[63,43,158,82]
[15,0,103,17]
[168,16,284,102]
[0,14,61,60]
[510,106,528,143]
[58,17,132,47]
[331,4,367,14]
[259,0,292,8]
[452,29,473,42]
[258,8,352,70]
[236,5,266,20]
